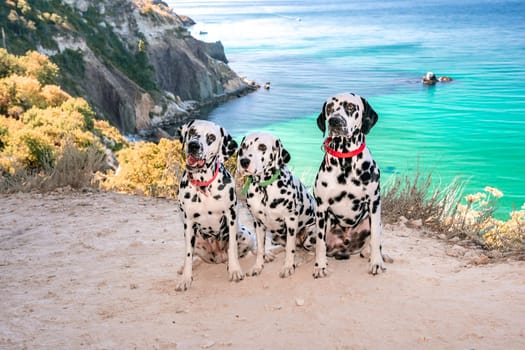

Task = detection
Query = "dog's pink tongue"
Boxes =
[187,155,205,167]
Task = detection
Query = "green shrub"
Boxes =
[15,128,56,169]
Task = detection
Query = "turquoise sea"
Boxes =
[168,0,525,216]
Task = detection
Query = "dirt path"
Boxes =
[1,191,524,349]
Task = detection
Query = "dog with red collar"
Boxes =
[176,119,255,291]
[313,93,389,278]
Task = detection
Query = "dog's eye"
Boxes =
[326,102,334,116]
[345,103,357,114]
[188,128,196,137]
[258,144,267,152]
[241,143,248,150]
[206,134,216,145]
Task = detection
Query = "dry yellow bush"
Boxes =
[101,138,185,198]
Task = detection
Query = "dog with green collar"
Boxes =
[238,132,317,278]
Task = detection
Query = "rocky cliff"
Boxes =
[1,0,257,136]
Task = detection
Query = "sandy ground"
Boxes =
[1,190,524,350]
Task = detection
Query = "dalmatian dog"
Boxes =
[313,92,388,277]
[176,119,255,291]
[238,132,317,278]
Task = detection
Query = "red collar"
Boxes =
[188,158,220,188]
[323,137,366,158]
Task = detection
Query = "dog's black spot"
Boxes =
[337,173,347,185]
[213,194,221,200]
[360,171,371,183]
[344,218,356,226]
[335,191,347,202]
[193,213,200,218]
[219,215,229,233]
[270,198,285,209]
[184,192,191,199]
[372,197,381,214]
[229,188,235,201]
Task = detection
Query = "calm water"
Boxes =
[168,0,525,216]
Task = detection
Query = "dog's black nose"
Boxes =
[328,117,344,128]
[188,141,200,154]
[240,158,250,169]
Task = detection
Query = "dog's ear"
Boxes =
[177,119,194,144]
[275,139,291,167]
[237,136,246,155]
[220,127,238,161]
[316,102,327,136]
[360,97,378,135]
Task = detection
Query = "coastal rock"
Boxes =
[41,0,256,134]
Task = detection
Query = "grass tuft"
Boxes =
[382,169,525,256]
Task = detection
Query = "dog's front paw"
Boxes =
[228,267,245,282]
[368,255,386,275]
[312,260,328,279]
[279,264,295,278]
[175,277,192,291]
[248,264,264,277]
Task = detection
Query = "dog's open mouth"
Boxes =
[187,155,206,168]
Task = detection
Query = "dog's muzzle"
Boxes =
[238,157,253,175]
[186,141,205,168]
[328,116,347,135]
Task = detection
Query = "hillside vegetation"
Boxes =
[0,49,126,188]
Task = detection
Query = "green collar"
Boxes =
[241,169,281,196]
